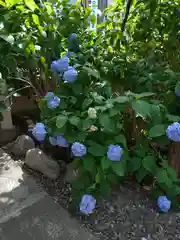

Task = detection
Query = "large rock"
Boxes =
[11,135,35,157]
[25,148,60,180]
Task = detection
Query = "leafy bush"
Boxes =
[1,0,180,214]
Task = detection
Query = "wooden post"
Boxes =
[168,142,180,177]
[0,95,16,145]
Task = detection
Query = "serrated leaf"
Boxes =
[99,113,115,132]
[166,114,180,122]
[69,116,80,126]
[137,92,155,99]
[149,124,165,138]
[83,66,100,79]
[115,96,129,103]
[131,100,151,118]
[82,98,93,109]
[0,34,14,44]
[142,155,157,174]
[56,115,68,128]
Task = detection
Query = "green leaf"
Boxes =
[166,114,180,122]
[128,157,141,172]
[83,155,95,172]
[32,14,40,25]
[83,66,100,79]
[5,0,20,7]
[101,156,111,170]
[131,100,151,118]
[88,142,106,157]
[111,160,126,177]
[24,0,39,11]
[136,167,147,183]
[82,98,93,110]
[0,0,5,6]
[0,34,14,44]
[114,134,127,148]
[142,155,157,174]
[156,169,169,184]
[82,118,93,131]
[69,116,80,126]
[99,114,115,132]
[56,115,68,129]
[72,83,83,95]
[149,124,166,138]
[100,180,110,197]
[167,167,177,181]
[115,96,129,103]
[136,92,155,99]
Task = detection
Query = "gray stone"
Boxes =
[11,135,35,157]
[64,163,79,183]
[25,148,60,180]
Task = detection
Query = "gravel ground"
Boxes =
[23,165,180,240]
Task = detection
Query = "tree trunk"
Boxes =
[168,142,180,177]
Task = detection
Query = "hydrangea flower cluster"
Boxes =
[157,196,171,213]
[166,122,180,142]
[32,123,47,142]
[44,92,60,109]
[51,34,79,83]
[71,142,87,157]
[79,194,96,215]
[49,135,68,147]
[51,56,78,83]
[107,144,123,161]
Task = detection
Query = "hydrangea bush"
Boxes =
[1,0,180,215]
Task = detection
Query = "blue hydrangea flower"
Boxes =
[69,33,77,42]
[51,60,60,72]
[49,136,57,146]
[107,144,123,161]
[157,196,171,213]
[166,122,180,142]
[79,194,96,215]
[56,135,68,147]
[63,66,78,82]
[71,142,87,157]
[32,123,47,142]
[49,135,68,147]
[47,96,60,109]
[44,92,54,101]
[175,87,180,97]
[51,56,69,73]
